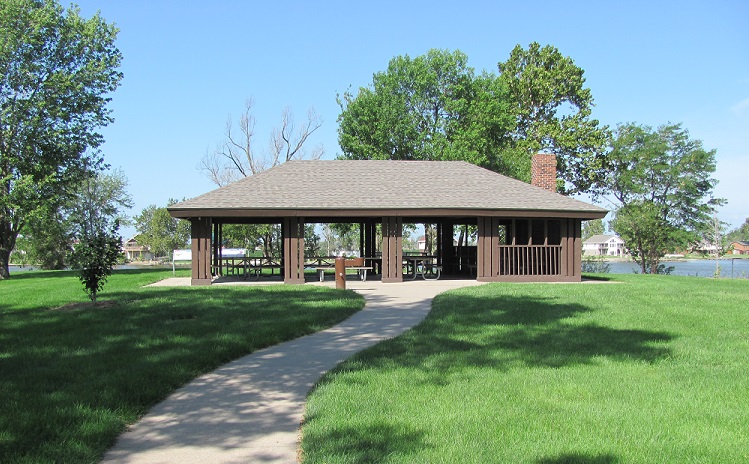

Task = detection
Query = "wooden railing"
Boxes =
[498,245,562,276]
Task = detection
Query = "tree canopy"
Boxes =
[338,46,609,190]
[0,0,122,278]
[600,123,723,273]
[497,42,610,193]
[134,200,191,259]
[337,49,523,178]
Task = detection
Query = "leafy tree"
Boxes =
[22,204,72,269]
[20,169,130,269]
[582,218,605,241]
[498,42,610,193]
[0,0,122,279]
[304,224,321,257]
[726,218,749,244]
[135,200,191,258]
[601,123,723,273]
[69,222,121,303]
[338,49,519,176]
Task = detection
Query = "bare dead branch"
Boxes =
[199,99,324,186]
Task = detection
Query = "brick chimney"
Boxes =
[531,153,557,193]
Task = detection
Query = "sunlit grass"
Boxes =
[301,275,749,463]
[0,269,364,464]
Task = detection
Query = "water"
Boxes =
[605,259,749,278]
[10,260,749,278]
[7,264,169,273]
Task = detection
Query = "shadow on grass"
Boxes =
[538,453,619,464]
[302,421,430,463]
[3,267,170,281]
[0,285,363,463]
[335,291,673,384]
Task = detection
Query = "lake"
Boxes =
[604,259,749,278]
[9,260,749,279]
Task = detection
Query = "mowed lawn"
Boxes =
[0,269,364,464]
[302,275,749,463]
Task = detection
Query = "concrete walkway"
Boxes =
[102,279,482,464]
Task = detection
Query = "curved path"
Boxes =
[102,279,481,464]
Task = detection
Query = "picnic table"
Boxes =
[220,256,282,280]
[402,255,441,280]
[309,257,373,282]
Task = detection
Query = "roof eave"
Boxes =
[168,206,607,220]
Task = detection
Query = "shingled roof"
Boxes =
[168,160,607,219]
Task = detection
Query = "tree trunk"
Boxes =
[0,247,10,279]
[0,218,18,279]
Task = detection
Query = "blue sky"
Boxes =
[74,0,749,236]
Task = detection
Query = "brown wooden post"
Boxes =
[381,216,403,283]
[559,218,582,281]
[440,221,455,272]
[283,217,305,284]
[212,221,220,276]
[477,217,500,282]
[191,217,212,285]
[359,222,365,258]
[572,219,582,280]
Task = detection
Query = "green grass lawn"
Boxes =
[0,268,364,464]
[301,274,749,463]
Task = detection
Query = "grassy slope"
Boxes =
[302,275,749,463]
[0,269,364,464]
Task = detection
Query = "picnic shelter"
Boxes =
[167,156,607,285]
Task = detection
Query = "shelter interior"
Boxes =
[188,215,582,285]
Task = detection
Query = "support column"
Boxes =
[191,217,212,286]
[572,219,582,280]
[439,221,455,271]
[477,217,500,282]
[363,220,379,274]
[283,217,305,284]
[381,216,403,283]
[212,222,220,276]
[560,219,582,282]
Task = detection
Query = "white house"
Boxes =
[583,234,626,256]
[123,237,154,261]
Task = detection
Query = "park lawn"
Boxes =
[0,269,364,464]
[302,274,749,463]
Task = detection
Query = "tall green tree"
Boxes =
[337,49,519,176]
[0,0,122,278]
[498,42,610,192]
[135,200,191,258]
[601,123,723,273]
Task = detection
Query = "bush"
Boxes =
[581,256,611,273]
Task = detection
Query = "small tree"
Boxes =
[69,223,122,303]
[68,170,131,303]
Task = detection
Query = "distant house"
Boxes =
[416,235,426,252]
[123,237,154,261]
[731,241,749,255]
[583,234,626,256]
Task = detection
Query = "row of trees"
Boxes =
[335,47,724,274]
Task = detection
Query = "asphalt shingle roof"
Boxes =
[169,160,607,216]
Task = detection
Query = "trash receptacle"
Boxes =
[335,257,346,290]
